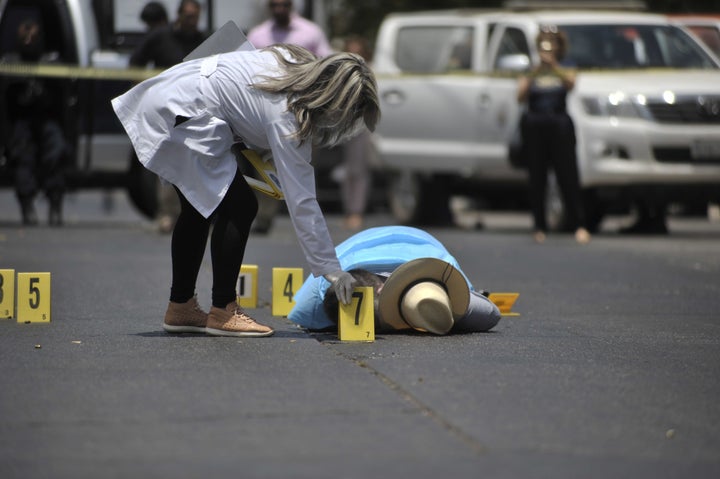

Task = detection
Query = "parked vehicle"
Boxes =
[372,9,720,229]
[0,0,266,218]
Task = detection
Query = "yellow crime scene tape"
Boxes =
[0,61,163,82]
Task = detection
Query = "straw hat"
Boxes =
[378,258,470,335]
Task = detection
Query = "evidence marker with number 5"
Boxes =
[17,273,51,323]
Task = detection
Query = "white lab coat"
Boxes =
[111,49,341,276]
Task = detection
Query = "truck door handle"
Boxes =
[382,90,405,106]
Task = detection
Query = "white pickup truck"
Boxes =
[372,9,720,229]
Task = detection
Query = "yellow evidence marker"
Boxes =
[272,267,303,316]
[16,272,51,323]
[237,264,258,308]
[339,286,375,342]
[0,269,15,319]
[488,292,520,317]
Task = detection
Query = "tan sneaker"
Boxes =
[163,296,208,333]
[206,302,274,337]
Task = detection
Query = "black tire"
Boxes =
[389,172,453,226]
[126,153,158,219]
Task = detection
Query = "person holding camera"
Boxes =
[517,25,590,245]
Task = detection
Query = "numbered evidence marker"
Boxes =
[271,267,303,317]
[488,292,520,317]
[236,264,258,308]
[0,269,15,319]
[339,286,375,342]
[17,273,51,323]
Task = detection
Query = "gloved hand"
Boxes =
[323,270,357,305]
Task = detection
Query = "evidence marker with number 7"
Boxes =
[339,286,375,342]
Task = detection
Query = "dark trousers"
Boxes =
[170,170,258,308]
[523,112,585,232]
[10,119,66,200]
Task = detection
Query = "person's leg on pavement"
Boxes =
[10,120,39,225]
[156,181,181,234]
[550,115,590,244]
[40,120,68,227]
[206,171,273,337]
[341,131,370,230]
[163,186,212,333]
[525,116,549,243]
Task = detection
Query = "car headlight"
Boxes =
[581,92,648,119]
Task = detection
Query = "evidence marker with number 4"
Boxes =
[272,267,303,317]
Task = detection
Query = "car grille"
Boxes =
[646,96,720,124]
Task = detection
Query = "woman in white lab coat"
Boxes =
[112,44,380,337]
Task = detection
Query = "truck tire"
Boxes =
[389,172,453,226]
[126,153,158,219]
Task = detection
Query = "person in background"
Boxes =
[139,1,168,32]
[5,18,69,226]
[246,0,334,234]
[130,0,208,234]
[247,0,333,57]
[130,0,207,69]
[517,25,591,245]
[339,35,373,231]
[112,44,380,337]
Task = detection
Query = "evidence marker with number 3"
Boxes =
[17,272,51,323]
[0,269,15,319]
[339,286,375,342]
[272,267,303,317]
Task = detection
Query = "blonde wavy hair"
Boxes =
[252,44,380,148]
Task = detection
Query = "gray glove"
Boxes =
[323,270,357,305]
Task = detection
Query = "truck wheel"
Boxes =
[389,172,453,225]
[126,153,158,219]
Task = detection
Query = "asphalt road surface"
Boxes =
[1,190,719,479]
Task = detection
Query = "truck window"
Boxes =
[395,26,474,73]
[0,1,75,62]
[683,25,720,57]
[560,24,718,69]
[493,26,530,71]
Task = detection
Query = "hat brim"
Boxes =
[378,258,470,331]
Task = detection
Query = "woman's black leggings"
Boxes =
[169,171,258,308]
[523,112,585,232]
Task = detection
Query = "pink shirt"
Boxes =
[247,13,333,57]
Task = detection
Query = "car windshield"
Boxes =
[559,24,719,70]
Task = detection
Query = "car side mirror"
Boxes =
[496,54,531,72]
